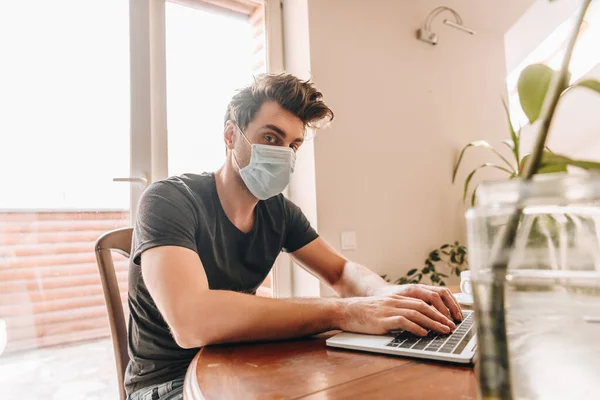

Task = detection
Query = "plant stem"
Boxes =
[474,1,593,398]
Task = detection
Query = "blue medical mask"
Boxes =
[233,125,296,200]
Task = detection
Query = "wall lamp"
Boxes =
[417,6,475,46]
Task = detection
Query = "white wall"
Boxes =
[290,0,535,289]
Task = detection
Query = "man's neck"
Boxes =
[214,160,258,233]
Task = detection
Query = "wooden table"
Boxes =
[183,331,478,399]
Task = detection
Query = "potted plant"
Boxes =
[384,242,467,287]
[453,67,600,206]
[468,1,600,399]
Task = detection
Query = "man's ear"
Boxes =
[224,120,236,150]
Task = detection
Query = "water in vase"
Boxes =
[503,272,600,400]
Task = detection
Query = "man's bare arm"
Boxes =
[142,246,455,349]
[291,238,462,321]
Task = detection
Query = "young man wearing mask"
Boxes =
[126,74,462,399]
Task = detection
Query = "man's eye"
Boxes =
[264,135,276,143]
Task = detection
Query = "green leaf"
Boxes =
[519,150,564,174]
[440,244,450,249]
[521,152,600,174]
[518,64,557,123]
[471,182,480,206]
[568,79,600,96]
[463,163,514,202]
[568,160,600,170]
[545,154,600,171]
[502,138,515,150]
[407,268,417,276]
[422,266,430,274]
[502,99,520,163]
[455,268,461,276]
[440,281,447,287]
[453,140,515,183]
[537,162,569,174]
[429,251,441,262]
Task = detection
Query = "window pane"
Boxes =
[165,2,271,297]
[506,8,600,128]
[0,1,130,398]
[166,3,256,176]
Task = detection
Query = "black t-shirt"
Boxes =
[124,173,318,395]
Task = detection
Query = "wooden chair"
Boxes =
[95,227,133,400]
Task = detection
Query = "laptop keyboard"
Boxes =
[386,310,474,355]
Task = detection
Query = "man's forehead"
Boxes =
[251,102,305,139]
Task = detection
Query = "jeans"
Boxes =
[128,378,184,400]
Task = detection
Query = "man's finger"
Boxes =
[384,316,427,337]
[432,287,463,320]
[398,308,452,334]
[413,298,455,329]
[394,288,452,322]
[395,298,455,329]
[421,289,452,321]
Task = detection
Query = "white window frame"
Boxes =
[128,0,291,297]
[128,0,168,224]
[262,0,294,298]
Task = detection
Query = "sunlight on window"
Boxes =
[506,5,600,129]
[0,0,130,210]
[166,3,255,177]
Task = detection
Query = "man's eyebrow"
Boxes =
[263,124,304,142]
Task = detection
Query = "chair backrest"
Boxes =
[94,227,133,400]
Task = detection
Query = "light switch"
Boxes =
[341,231,357,250]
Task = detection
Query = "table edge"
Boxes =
[183,349,203,400]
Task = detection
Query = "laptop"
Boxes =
[326,310,477,364]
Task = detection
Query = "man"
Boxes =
[126,74,462,399]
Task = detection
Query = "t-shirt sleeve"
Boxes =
[132,181,199,265]
[282,196,319,253]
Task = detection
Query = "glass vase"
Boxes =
[466,174,600,400]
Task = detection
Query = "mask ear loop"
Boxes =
[232,123,250,171]
[236,124,252,146]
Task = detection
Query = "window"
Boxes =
[0,0,273,398]
[506,7,600,128]
[166,2,265,176]
[165,0,272,297]
[0,1,131,398]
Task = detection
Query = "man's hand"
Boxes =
[339,294,457,337]
[373,284,463,322]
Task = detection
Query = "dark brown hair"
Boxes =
[224,73,334,132]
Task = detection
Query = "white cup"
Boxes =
[460,270,472,295]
